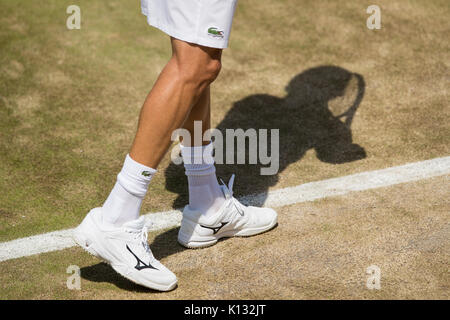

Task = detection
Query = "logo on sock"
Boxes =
[141,171,152,177]
[200,222,229,235]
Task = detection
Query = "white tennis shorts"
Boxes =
[141,0,238,49]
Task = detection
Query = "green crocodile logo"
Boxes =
[141,171,152,177]
[207,27,224,38]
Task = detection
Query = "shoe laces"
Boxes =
[127,225,156,261]
[220,174,245,216]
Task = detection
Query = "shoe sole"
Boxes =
[177,216,278,249]
[73,212,177,292]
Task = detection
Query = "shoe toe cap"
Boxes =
[139,262,178,291]
[264,207,278,225]
[248,206,277,226]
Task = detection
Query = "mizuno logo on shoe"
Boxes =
[126,245,158,271]
[200,222,228,235]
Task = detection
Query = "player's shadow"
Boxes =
[164,65,367,208]
[79,65,367,289]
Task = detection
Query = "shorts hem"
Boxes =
[152,21,228,49]
[142,9,229,49]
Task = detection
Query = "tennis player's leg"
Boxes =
[177,68,278,249]
[73,38,223,291]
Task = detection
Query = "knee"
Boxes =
[202,58,222,83]
[176,56,222,87]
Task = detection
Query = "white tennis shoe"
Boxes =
[73,208,177,291]
[178,174,278,248]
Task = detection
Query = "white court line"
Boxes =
[1,156,449,262]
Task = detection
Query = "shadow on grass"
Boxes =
[150,227,185,260]
[165,65,367,207]
[80,262,159,293]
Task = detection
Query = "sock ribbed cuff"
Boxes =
[117,154,156,197]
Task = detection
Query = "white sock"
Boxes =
[181,142,226,217]
[102,154,156,227]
